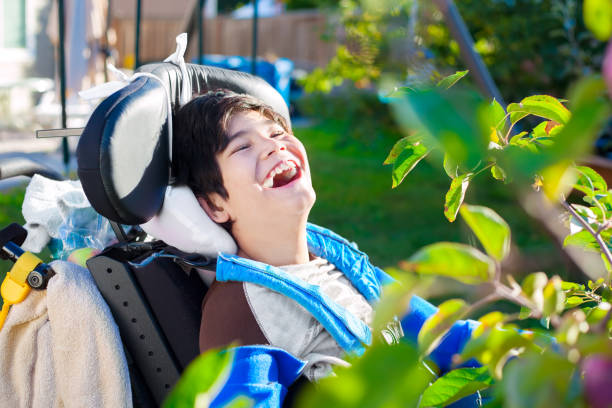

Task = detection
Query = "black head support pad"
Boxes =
[77,63,290,225]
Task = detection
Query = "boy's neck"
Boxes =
[235,217,310,267]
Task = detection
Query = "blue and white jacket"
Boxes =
[209,223,479,407]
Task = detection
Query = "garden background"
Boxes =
[1,0,612,407]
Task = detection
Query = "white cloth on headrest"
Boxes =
[164,33,193,106]
[141,185,237,257]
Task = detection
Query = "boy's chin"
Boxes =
[271,189,316,216]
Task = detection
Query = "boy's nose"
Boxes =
[262,139,286,158]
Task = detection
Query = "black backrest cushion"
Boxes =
[77,76,169,224]
[77,63,289,225]
[138,63,291,124]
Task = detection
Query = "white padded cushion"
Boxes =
[140,185,237,257]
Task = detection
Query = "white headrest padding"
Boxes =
[140,185,237,257]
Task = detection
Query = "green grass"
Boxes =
[296,121,566,279]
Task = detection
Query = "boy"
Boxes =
[172,90,478,406]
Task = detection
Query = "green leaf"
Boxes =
[489,99,507,132]
[163,348,234,408]
[532,121,550,138]
[459,204,511,261]
[565,296,587,308]
[574,165,608,196]
[474,311,506,337]
[224,396,253,408]
[391,88,488,171]
[585,302,612,324]
[418,299,468,356]
[384,137,411,165]
[443,153,459,179]
[479,98,508,144]
[406,242,495,284]
[503,350,579,407]
[557,309,589,346]
[491,164,507,181]
[420,367,493,407]
[461,324,534,379]
[522,272,549,313]
[519,306,532,320]
[584,0,612,40]
[391,143,430,188]
[437,70,469,89]
[563,229,599,251]
[508,131,529,145]
[444,173,471,222]
[542,276,565,317]
[540,161,575,201]
[561,281,585,291]
[506,95,571,125]
[551,77,611,160]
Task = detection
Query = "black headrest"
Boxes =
[77,63,290,225]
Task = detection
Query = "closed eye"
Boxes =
[270,131,285,138]
[231,143,250,154]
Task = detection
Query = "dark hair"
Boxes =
[172,89,290,231]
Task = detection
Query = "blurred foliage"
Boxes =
[300,0,607,103]
[282,0,340,10]
[163,347,239,408]
[301,0,429,94]
[295,70,612,407]
[427,0,607,101]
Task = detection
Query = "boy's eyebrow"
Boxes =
[226,119,280,145]
[226,130,249,145]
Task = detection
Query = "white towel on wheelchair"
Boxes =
[0,260,131,407]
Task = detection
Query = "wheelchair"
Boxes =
[0,61,292,407]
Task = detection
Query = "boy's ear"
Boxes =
[197,194,231,223]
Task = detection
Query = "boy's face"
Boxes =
[203,110,316,232]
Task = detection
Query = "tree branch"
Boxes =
[462,291,501,320]
[561,200,612,275]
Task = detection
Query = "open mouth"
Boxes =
[262,160,301,189]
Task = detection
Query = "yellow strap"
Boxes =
[0,303,9,331]
[11,252,42,283]
[0,252,42,332]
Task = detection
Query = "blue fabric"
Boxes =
[448,391,482,408]
[217,253,370,355]
[306,223,394,301]
[216,223,395,355]
[210,346,306,408]
[400,296,480,373]
[191,55,293,105]
[214,223,480,407]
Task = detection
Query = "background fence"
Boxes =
[111,10,338,69]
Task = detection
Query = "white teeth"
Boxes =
[262,161,299,188]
